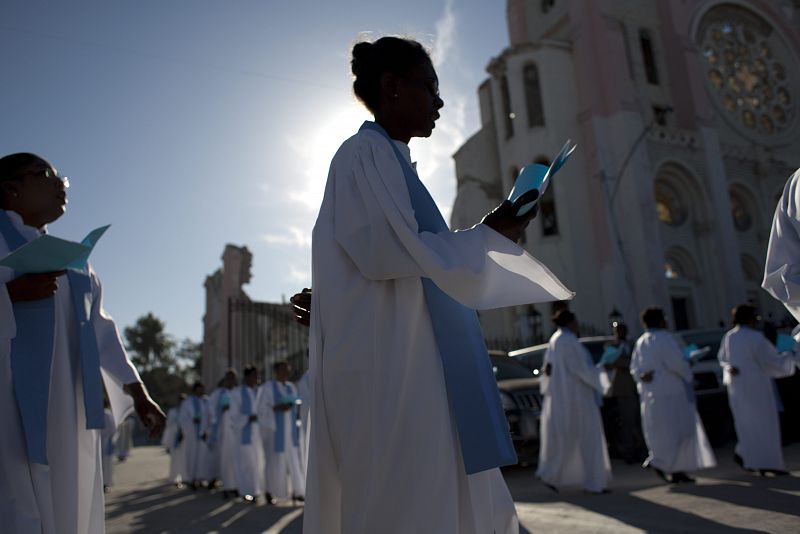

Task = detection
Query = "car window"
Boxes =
[491,356,536,380]
[514,351,545,371]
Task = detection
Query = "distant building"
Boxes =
[452,0,800,344]
[201,244,307,386]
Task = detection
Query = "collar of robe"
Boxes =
[357,121,517,474]
[0,209,105,465]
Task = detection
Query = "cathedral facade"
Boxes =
[451,0,800,344]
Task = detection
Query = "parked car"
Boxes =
[508,329,734,449]
[489,351,541,465]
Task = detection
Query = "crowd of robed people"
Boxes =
[3,33,800,534]
[159,362,310,504]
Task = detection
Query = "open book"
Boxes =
[0,225,110,274]
[508,139,577,217]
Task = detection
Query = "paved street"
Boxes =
[106,444,800,533]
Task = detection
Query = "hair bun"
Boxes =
[351,41,374,76]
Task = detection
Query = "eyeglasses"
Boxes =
[20,168,70,189]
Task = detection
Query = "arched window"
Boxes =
[540,183,559,237]
[640,29,659,85]
[654,181,688,226]
[500,75,514,139]
[729,188,754,232]
[524,64,545,127]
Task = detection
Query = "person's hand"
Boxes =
[124,382,167,439]
[290,288,312,327]
[481,195,539,243]
[727,366,740,376]
[640,370,654,383]
[6,271,67,302]
[248,414,258,422]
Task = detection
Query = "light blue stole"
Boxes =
[240,385,255,444]
[208,389,230,448]
[0,210,105,465]
[358,122,516,474]
[272,380,299,452]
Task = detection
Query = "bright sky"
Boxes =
[0,0,508,342]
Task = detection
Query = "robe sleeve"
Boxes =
[332,132,574,310]
[567,342,604,393]
[0,269,15,340]
[754,334,796,378]
[228,391,247,436]
[763,170,800,322]
[90,267,141,385]
[661,335,693,384]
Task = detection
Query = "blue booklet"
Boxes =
[776,333,796,353]
[598,345,621,366]
[0,225,110,274]
[508,139,577,217]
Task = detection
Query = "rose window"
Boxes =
[697,6,795,137]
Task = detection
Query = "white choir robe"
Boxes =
[259,380,305,499]
[160,407,186,484]
[718,325,798,470]
[305,129,573,534]
[208,388,237,490]
[178,395,212,482]
[297,370,311,472]
[536,329,611,492]
[115,416,134,460]
[631,330,716,474]
[230,385,265,497]
[0,209,141,534]
[101,409,117,487]
[763,169,800,322]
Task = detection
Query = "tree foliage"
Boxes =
[124,313,202,410]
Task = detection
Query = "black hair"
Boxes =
[732,304,757,325]
[351,36,432,113]
[552,309,576,328]
[641,307,665,329]
[272,360,289,373]
[0,152,44,204]
[192,381,204,392]
[243,365,258,378]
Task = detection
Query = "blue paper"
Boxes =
[0,225,110,274]
[682,343,699,361]
[776,333,796,353]
[598,345,621,366]
[508,139,577,216]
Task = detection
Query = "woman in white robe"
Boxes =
[303,37,573,534]
[259,364,305,502]
[718,305,798,473]
[631,308,716,483]
[763,168,800,322]
[231,367,265,500]
[0,152,165,534]
[536,311,611,493]
[160,403,187,486]
[178,384,212,487]
[101,408,117,489]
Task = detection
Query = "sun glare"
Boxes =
[289,103,370,212]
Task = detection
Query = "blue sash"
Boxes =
[208,389,229,447]
[240,385,254,444]
[0,210,105,465]
[358,122,516,473]
[272,380,299,452]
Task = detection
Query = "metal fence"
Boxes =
[228,298,309,380]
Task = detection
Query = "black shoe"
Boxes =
[265,492,276,505]
[291,494,305,505]
[542,482,559,493]
[649,466,670,483]
[672,472,695,484]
